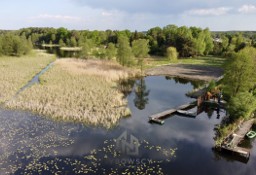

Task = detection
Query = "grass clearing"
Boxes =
[0,50,55,103]
[6,59,136,129]
[60,47,82,51]
[144,55,226,69]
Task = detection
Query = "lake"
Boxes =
[41,46,81,58]
[0,76,255,174]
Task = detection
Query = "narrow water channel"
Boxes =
[13,61,55,98]
[0,76,255,174]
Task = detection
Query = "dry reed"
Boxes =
[0,50,55,103]
[7,59,135,129]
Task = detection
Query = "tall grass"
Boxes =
[0,50,55,103]
[144,56,226,69]
[7,59,135,129]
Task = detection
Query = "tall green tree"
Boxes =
[194,32,206,56]
[80,39,93,59]
[106,43,117,60]
[70,37,77,47]
[132,39,149,71]
[223,47,256,97]
[132,39,149,58]
[176,26,196,57]
[117,36,134,66]
[203,28,214,55]
[59,39,65,47]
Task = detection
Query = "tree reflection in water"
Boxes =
[134,77,150,110]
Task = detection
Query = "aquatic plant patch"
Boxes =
[0,50,55,103]
[7,59,135,129]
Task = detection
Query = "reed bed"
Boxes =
[0,50,55,103]
[7,59,135,129]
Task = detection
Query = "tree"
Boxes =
[228,92,256,120]
[106,43,117,60]
[176,26,196,57]
[51,34,56,43]
[146,27,165,55]
[132,39,149,58]
[59,39,65,47]
[163,24,178,46]
[194,32,206,56]
[0,33,32,56]
[57,27,69,41]
[132,39,149,71]
[223,47,256,97]
[70,37,77,47]
[203,28,214,55]
[235,33,246,52]
[166,47,178,62]
[117,36,134,66]
[80,39,93,59]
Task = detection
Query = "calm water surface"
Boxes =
[0,76,255,175]
[42,46,81,58]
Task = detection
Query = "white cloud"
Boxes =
[101,11,113,17]
[187,7,232,16]
[238,4,256,14]
[29,14,82,22]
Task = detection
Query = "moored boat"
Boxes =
[246,130,256,139]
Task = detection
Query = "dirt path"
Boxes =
[145,64,224,81]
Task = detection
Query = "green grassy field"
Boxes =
[7,59,134,129]
[144,56,226,69]
[0,50,55,103]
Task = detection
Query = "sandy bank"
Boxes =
[145,64,224,81]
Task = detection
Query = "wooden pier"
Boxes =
[149,101,197,124]
[218,119,255,158]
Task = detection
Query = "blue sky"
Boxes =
[1,0,256,31]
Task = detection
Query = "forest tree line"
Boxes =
[1,25,256,62]
[0,31,32,56]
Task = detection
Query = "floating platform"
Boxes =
[219,145,251,159]
[177,109,197,117]
[149,101,197,124]
[149,117,165,125]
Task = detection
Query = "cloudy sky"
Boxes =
[0,0,256,31]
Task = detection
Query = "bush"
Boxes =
[166,47,178,62]
[227,92,256,120]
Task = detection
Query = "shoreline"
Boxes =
[145,64,224,81]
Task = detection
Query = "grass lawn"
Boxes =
[7,59,134,129]
[0,50,55,103]
[144,55,226,69]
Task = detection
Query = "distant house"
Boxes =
[213,38,223,43]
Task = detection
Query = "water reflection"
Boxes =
[118,78,136,98]
[0,107,176,175]
[0,76,255,174]
[166,76,205,89]
[41,46,81,58]
[133,77,150,110]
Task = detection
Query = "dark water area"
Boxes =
[40,46,81,58]
[14,62,54,98]
[0,76,255,174]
